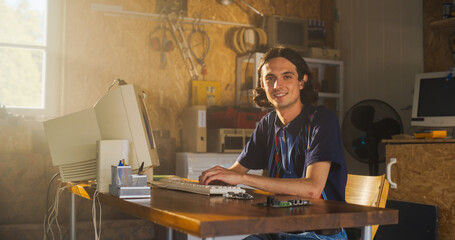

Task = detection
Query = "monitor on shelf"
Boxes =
[411,71,455,128]
[265,15,308,53]
[44,84,160,182]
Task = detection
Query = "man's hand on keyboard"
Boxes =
[152,175,245,195]
[199,165,243,186]
[207,180,230,186]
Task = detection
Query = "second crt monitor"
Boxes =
[411,71,455,128]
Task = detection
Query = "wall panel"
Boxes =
[336,0,423,174]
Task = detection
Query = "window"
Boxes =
[0,0,62,118]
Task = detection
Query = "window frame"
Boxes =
[2,0,63,119]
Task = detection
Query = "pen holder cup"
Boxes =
[131,174,147,187]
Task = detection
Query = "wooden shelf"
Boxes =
[430,17,455,34]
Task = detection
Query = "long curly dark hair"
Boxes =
[253,46,318,108]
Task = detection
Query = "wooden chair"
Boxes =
[345,174,390,239]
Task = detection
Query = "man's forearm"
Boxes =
[241,173,323,198]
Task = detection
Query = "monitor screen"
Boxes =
[411,71,455,127]
[277,21,304,46]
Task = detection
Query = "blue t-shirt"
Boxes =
[237,105,347,202]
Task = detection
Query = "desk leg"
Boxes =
[70,192,76,240]
[361,225,372,240]
[167,228,174,240]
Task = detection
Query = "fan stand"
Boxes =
[369,155,379,176]
[368,138,380,176]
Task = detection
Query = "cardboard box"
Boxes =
[182,105,207,152]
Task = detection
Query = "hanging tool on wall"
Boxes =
[166,11,200,80]
[150,11,175,68]
[188,13,210,78]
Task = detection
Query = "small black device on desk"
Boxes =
[255,196,310,208]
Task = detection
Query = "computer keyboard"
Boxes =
[151,176,246,195]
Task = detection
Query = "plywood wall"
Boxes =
[62,0,333,147]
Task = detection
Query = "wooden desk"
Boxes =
[71,186,397,239]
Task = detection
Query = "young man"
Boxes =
[199,46,347,240]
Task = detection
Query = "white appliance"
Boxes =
[177,152,262,240]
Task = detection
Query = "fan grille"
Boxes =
[342,99,403,175]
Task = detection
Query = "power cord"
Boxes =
[44,181,73,240]
[43,172,60,240]
[92,190,102,240]
[188,12,210,77]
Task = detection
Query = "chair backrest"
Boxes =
[345,174,390,239]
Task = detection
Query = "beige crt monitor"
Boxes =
[44,84,160,182]
[94,84,160,173]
